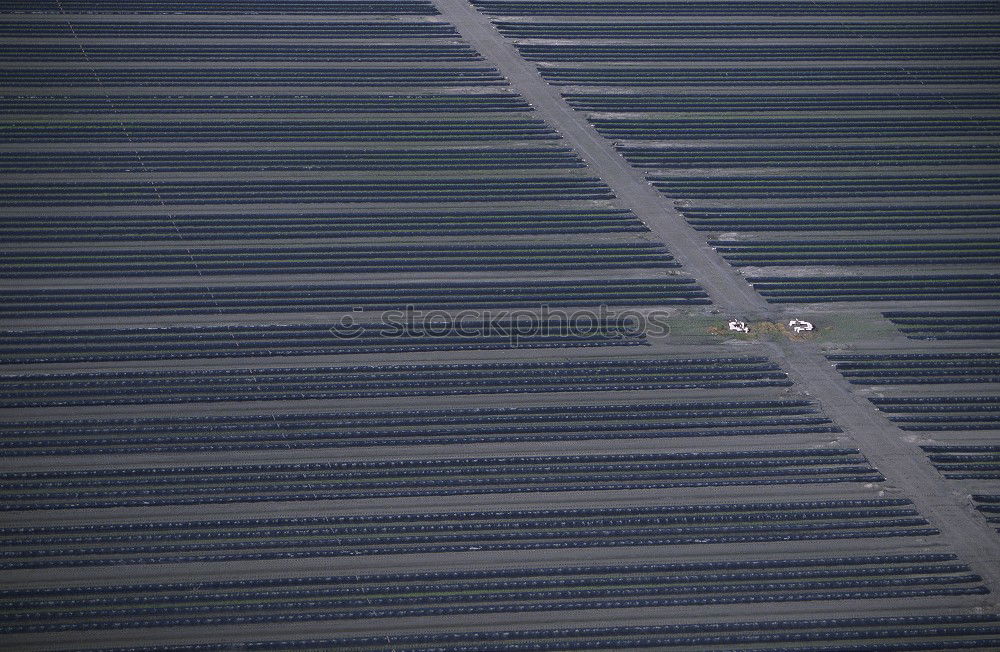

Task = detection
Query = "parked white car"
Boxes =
[789,319,814,334]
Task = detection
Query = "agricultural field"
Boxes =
[2,0,1000,650]
[831,353,1000,538]
[476,0,1000,308]
[883,311,1000,340]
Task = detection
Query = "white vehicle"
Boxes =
[728,319,750,333]
[789,319,814,334]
